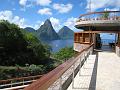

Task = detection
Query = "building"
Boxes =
[74,11,120,56]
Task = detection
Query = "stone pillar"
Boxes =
[116,33,120,57]
[116,46,120,57]
[92,33,96,48]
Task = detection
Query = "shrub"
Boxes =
[0,65,45,80]
[52,47,75,61]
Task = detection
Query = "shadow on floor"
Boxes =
[88,51,98,90]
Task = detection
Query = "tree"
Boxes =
[53,47,75,61]
[102,12,109,19]
[0,20,52,66]
[0,20,28,52]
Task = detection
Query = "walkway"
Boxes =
[67,51,120,90]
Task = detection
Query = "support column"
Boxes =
[92,33,96,48]
[116,33,120,57]
[115,33,117,52]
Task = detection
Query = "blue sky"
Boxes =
[0,0,120,38]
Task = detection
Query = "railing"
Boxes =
[76,11,120,22]
[0,75,42,90]
[24,44,94,90]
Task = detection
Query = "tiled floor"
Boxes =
[67,51,120,90]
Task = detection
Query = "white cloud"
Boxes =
[0,10,13,21]
[36,0,52,6]
[50,17,61,31]
[53,3,73,13]
[19,0,27,6]
[86,0,120,11]
[38,8,52,15]
[0,10,26,28]
[19,0,52,7]
[64,17,77,30]
[34,21,44,29]
[13,16,25,28]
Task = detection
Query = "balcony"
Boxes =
[75,11,120,31]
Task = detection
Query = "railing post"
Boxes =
[79,57,81,76]
[89,50,90,55]
[84,51,86,68]
[11,80,12,87]
[23,78,24,85]
[86,50,88,64]
[90,46,93,54]
[59,76,62,90]
[72,63,75,88]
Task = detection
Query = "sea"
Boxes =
[101,39,115,45]
[47,39,115,53]
[47,39,74,52]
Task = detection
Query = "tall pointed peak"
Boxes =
[44,19,51,24]
[37,19,60,41]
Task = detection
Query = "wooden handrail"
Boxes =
[24,44,94,90]
[0,75,43,84]
[79,11,120,18]
[74,31,120,34]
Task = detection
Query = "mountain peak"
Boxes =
[62,26,70,30]
[58,26,74,39]
[45,19,51,22]
[37,19,60,41]
[44,19,51,25]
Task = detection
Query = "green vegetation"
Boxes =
[0,65,45,80]
[52,47,75,62]
[0,20,55,79]
[0,20,51,66]
[102,12,109,19]
[0,20,75,80]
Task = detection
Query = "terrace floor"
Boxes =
[67,50,120,90]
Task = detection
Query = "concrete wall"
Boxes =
[116,46,120,57]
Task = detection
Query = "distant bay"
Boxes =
[101,39,115,45]
[46,39,74,52]
[46,39,115,53]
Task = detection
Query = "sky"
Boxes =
[0,0,120,36]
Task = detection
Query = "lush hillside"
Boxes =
[58,26,74,39]
[0,20,76,80]
[0,20,51,66]
[24,27,36,32]
[37,19,60,41]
